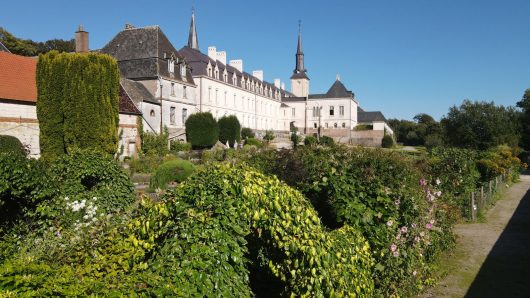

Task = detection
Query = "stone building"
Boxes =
[179,10,289,132]
[100,24,197,141]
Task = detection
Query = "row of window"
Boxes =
[312,105,345,117]
[170,83,187,99]
[313,122,347,129]
[206,65,280,99]
[206,87,278,116]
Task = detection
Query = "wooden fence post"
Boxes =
[471,192,475,221]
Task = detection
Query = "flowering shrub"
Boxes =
[476,145,521,182]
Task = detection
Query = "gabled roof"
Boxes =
[119,83,142,115]
[120,78,157,105]
[0,52,37,103]
[307,79,355,100]
[0,41,10,53]
[357,107,387,123]
[101,25,194,84]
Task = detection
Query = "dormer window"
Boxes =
[223,73,228,82]
[180,64,186,78]
[168,58,175,73]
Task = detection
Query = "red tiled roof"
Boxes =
[0,52,37,103]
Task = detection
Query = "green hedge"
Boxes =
[241,127,255,140]
[382,135,394,148]
[218,115,241,147]
[0,135,26,156]
[185,112,219,149]
[149,159,195,190]
[36,51,120,161]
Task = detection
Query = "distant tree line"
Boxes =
[0,27,74,56]
[389,91,530,152]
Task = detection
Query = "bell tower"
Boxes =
[290,21,309,97]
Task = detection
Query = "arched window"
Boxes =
[342,123,346,128]
[150,109,155,117]
[334,123,338,128]
[313,123,317,128]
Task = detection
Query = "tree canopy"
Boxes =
[517,89,530,151]
[388,113,441,147]
[441,100,520,150]
[0,27,74,56]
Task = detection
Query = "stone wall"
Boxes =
[350,130,385,147]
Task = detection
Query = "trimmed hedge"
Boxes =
[149,159,195,190]
[0,135,25,156]
[36,51,120,161]
[218,115,241,147]
[185,112,219,149]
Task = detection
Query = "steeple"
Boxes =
[291,20,308,80]
[187,7,199,50]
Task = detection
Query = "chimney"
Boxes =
[252,70,263,81]
[207,46,217,61]
[75,25,89,53]
[124,23,135,30]
[274,79,281,88]
[229,59,243,72]
[216,50,226,65]
[281,82,285,90]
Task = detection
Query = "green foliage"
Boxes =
[517,89,530,151]
[40,149,135,219]
[36,51,120,161]
[141,127,169,156]
[0,154,49,226]
[381,134,394,148]
[441,100,520,150]
[304,136,318,147]
[290,131,300,149]
[388,113,441,146]
[354,124,373,131]
[238,146,456,297]
[319,135,335,147]
[241,127,255,140]
[185,112,219,149]
[149,159,195,190]
[476,145,521,182]
[263,130,275,143]
[0,27,74,56]
[169,140,192,153]
[218,115,241,147]
[244,137,264,148]
[0,135,26,156]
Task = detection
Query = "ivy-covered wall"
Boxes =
[36,51,120,160]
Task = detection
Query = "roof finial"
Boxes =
[336,74,340,81]
[298,20,301,34]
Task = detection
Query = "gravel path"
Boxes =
[420,174,530,298]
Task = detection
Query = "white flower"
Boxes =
[435,178,441,185]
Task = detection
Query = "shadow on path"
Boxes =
[465,188,530,298]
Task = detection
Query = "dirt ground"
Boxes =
[420,175,530,298]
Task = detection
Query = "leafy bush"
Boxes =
[0,135,26,156]
[263,130,275,143]
[185,112,219,149]
[354,124,373,131]
[304,136,318,147]
[381,134,394,148]
[169,140,191,153]
[141,128,169,156]
[218,115,241,147]
[40,149,135,219]
[245,138,264,148]
[319,135,335,147]
[0,154,49,226]
[241,127,255,140]
[476,145,521,182]
[290,131,300,149]
[149,159,195,190]
[239,146,456,296]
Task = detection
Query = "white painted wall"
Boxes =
[0,101,40,157]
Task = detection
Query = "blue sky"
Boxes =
[3,0,530,120]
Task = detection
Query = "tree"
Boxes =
[441,100,520,150]
[0,27,74,56]
[517,89,530,150]
[185,112,219,149]
[37,51,120,160]
[218,115,241,147]
[263,130,275,143]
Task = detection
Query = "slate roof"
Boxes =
[179,46,287,100]
[100,25,195,84]
[0,41,10,53]
[120,78,158,105]
[290,71,309,80]
[357,107,387,123]
[308,79,354,99]
[119,84,142,115]
[0,52,37,103]
[281,96,307,102]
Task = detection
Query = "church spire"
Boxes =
[187,7,199,50]
[291,20,308,80]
